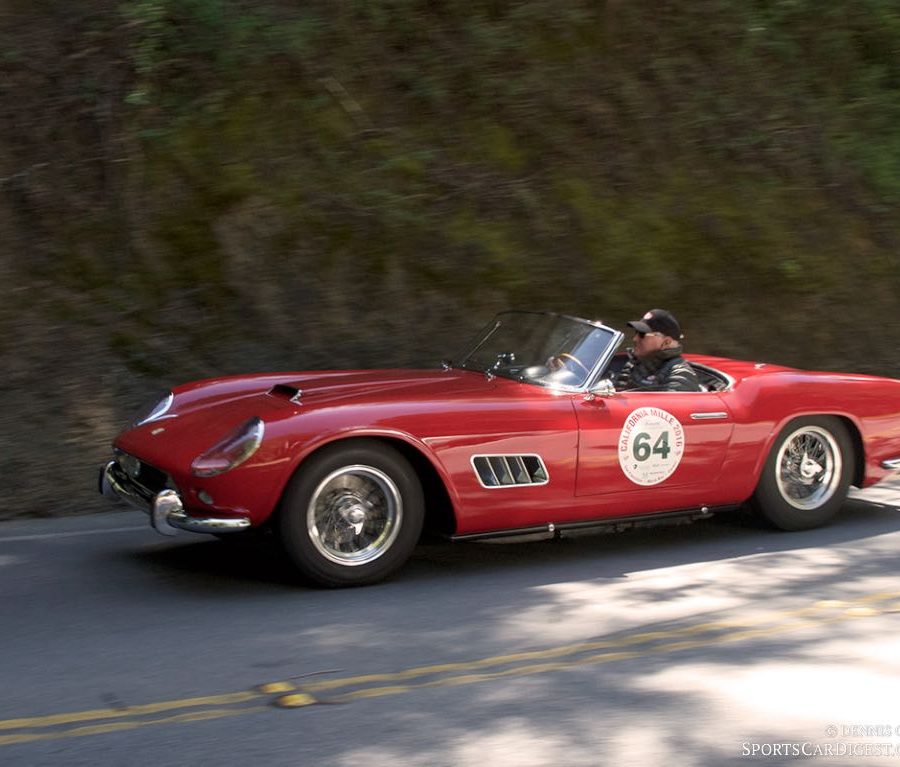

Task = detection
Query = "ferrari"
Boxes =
[100,311,900,586]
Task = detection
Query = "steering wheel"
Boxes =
[557,352,590,376]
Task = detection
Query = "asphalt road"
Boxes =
[2,482,900,767]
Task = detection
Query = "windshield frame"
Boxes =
[454,310,624,392]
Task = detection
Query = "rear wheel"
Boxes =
[751,416,853,531]
[278,440,424,587]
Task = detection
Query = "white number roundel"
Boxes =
[618,407,685,486]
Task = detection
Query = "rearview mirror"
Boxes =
[588,379,616,398]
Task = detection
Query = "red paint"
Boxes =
[111,356,900,536]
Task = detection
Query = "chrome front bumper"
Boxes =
[99,460,251,536]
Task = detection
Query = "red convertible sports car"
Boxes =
[100,311,900,587]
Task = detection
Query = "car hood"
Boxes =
[137,368,492,434]
[170,368,494,413]
[116,368,499,465]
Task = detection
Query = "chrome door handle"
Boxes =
[690,412,728,420]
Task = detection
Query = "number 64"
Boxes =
[632,431,671,461]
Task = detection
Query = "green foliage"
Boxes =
[5,0,900,518]
[121,0,322,111]
[13,1,900,363]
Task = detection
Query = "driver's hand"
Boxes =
[546,355,563,371]
[614,349,636,390]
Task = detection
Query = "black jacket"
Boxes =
[615,345,701,392]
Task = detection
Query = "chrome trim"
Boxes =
[456,311,624,394]
[161,503,252,535]
[471,454,549,488]
[583,330,625,392]
[690,412,728,420]
[101,460,154,509]
[100,461,251,535]
[450,505,731,541]
[587,378,617,399]
[152,489,182,536]
[775,424,842,511]
[306,464,402,566]
[880,458,900,470]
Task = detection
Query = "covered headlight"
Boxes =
[132,392,174,428]
[191,417,265,478]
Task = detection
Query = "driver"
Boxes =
[615,309,701,392]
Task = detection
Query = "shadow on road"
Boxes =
[119,496,900,592]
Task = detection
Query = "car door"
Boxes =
[573,389,734,505]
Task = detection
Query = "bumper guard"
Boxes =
[99,461,251,536]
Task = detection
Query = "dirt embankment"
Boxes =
[1,1,898,518]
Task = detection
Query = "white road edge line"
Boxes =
[0,526,149,543]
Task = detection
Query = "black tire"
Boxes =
[751,416,854,531]
[278,440,424,587]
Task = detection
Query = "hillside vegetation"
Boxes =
[1,0,899,517]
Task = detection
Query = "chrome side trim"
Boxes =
[100,461,251,535]
[450,505,730,542]
[880,458,900,470]
[690,412,728,420]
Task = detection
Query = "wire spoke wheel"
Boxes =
[307,465,402,566]
[279,440,425,587]
[752,417,853,531]
[775,426,842,510]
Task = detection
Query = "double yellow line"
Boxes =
[0,692,267,746]
[276,592,897,706]
[2,592,897,746]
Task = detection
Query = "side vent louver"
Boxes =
[472,455,549,488]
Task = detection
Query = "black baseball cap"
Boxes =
[627,309,683,340]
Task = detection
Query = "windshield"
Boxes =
[456,311,620,389]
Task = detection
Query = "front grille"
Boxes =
[472,454,549,488]
[114,451,171,495]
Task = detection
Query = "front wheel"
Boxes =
[278,440,424,587]
[751,416,854,531]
